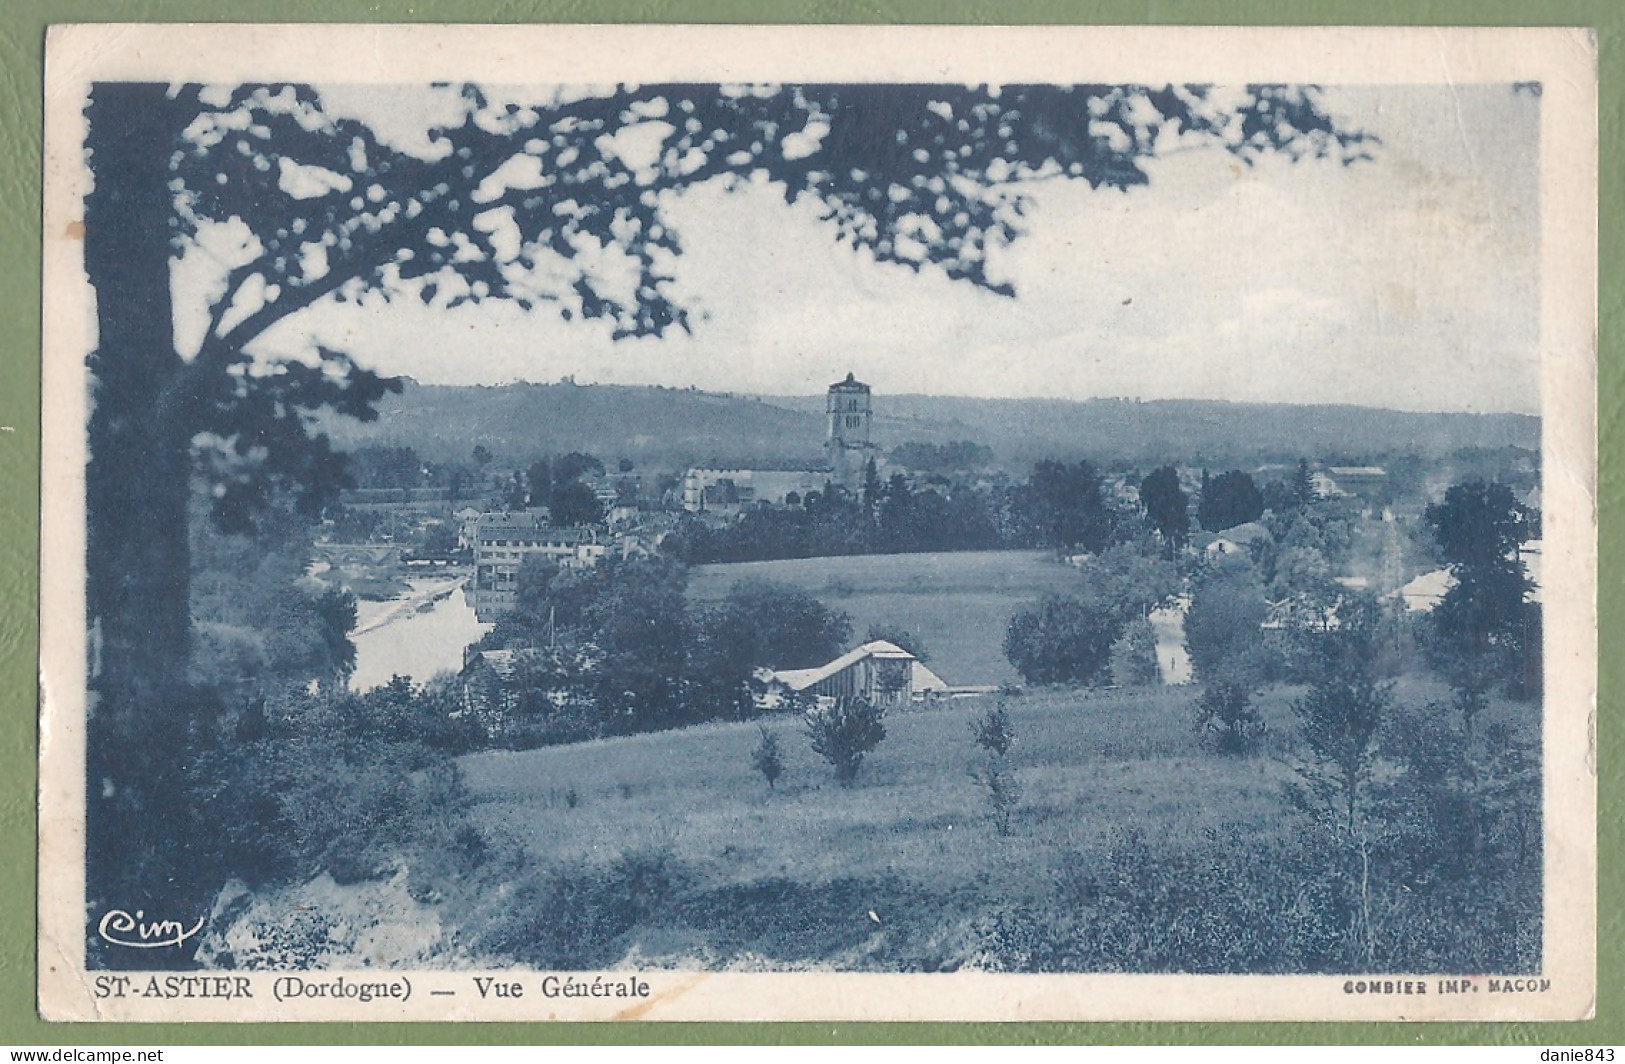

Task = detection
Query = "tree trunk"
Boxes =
[82,83,206,962]
[85,82,193,712]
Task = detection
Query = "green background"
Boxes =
[0,0,1616,1048]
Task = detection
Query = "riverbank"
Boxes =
[350,574,491,691]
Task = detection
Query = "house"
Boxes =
[459,644,602,742]
[1391,568,1456,612]
[1196,520,1271,558]
[1324,466,1389,499]
[460,648,521,719]
[770,639,949,708]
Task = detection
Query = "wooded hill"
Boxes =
[316,380,1540,471]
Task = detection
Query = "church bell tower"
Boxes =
[825,372,874,490]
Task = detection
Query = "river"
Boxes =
[349,575,492,692]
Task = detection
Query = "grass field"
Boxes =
[454,676,1540,974]
[688,550,1085,685]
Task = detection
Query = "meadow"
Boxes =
[688,550,1085,686]
[454,677,1540,974]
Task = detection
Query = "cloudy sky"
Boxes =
[227,82,1540,414]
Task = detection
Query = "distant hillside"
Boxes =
[316,381,829,469]
[796,394,1539,468]
[316,381,1539,470]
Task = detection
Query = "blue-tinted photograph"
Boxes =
[75,74,1545,979]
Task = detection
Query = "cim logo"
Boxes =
[96,909,204,949]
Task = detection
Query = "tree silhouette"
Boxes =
[1424,480,1540,708]
[1004,592,1124,686]
[1018,458,1114,552]
[1198,469,1265,531]
[80,79,1366,941]
[1291,458,1320,508]
[1138,465,1189,552]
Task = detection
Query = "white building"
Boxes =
[681,466,831,514]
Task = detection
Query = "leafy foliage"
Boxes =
[470,841,680,970]
[1291,458,1319,508]
[1379,706,1541,882]
[1003,593,1124,686]
[1423,480,1539,701]
[1014,459,1114,552]
[1073,540,1181,618]
[545,480,602,526]
[1198,470,1265,531]
[483,561,854,735]
[1288,598,1394,834]
[1110,618,1162,687]
[666,474,1009,563]
[345,445,425,489]
[971,701,1015,758]
[1185,564,1273,751]
[751,726,785,792]
[866,623,930,663]
[1426,480,1536,570]
[702,579,852,671]
[889,439,994,473]
[164,81,1368,361]
[1183,564,1269,684]
[1194,677,1265,754]
[970,754,1023,838]
[1138,465,1190,550]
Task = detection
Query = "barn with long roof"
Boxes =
[771,639,948,708]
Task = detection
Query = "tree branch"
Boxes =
[198,261,267,358]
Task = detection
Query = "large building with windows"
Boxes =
[470,510,605,620]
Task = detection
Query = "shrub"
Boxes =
[472,842,680,969]
[1193,676,1264,754]
[970,702,1020,835]
[970,757,1022,837]
[971,701,1014,757]
[1003,593,1124,686]
[976,820,1536,975]
[804,696,887,787]
[751,725,785,791]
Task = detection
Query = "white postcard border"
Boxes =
[38,23,1598,1023]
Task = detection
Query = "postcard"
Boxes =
[38,23,1596,1021]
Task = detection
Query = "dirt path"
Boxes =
[1148,597,1192,685]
